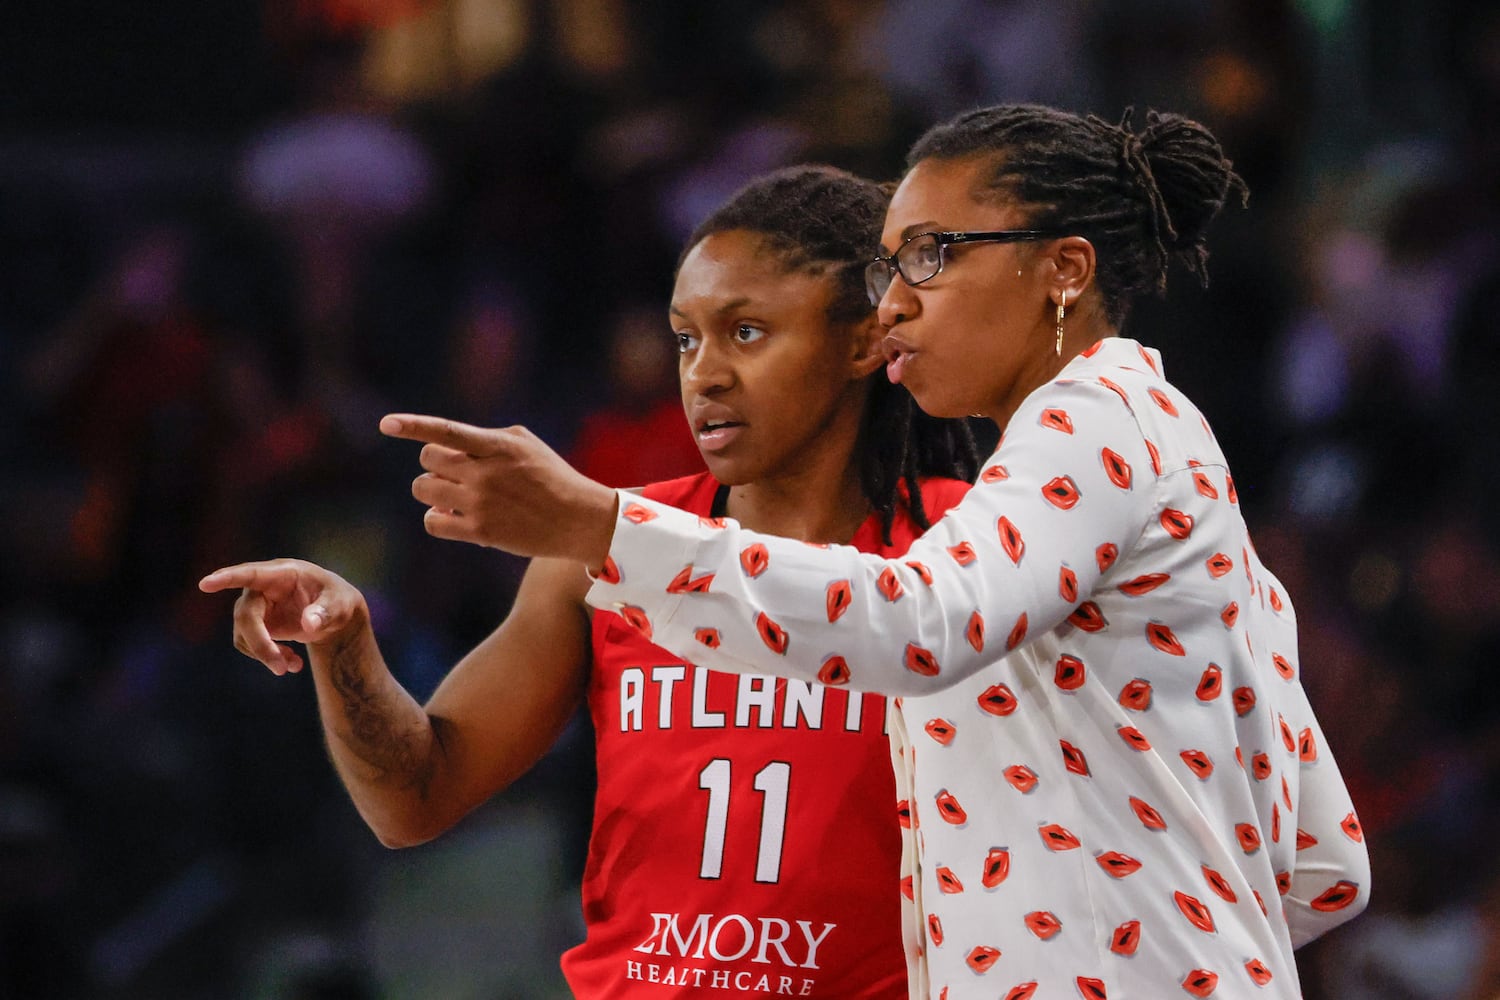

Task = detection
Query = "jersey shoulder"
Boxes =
[638,472,720,513]
[914,475,972,520]
[866,475,974,556]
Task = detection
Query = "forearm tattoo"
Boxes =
[327,633,437,799]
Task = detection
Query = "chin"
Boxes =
[700,454,753,487]
[906,387,969,421]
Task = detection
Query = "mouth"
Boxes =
[884,336,915,385]
[695,419,745,451]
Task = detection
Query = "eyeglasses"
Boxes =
[864,230,1066,305]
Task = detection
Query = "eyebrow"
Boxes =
[901,221,940,241]
[669,295,752,318]
[878,221,941,254]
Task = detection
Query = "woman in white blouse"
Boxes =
[383,103,1370,999]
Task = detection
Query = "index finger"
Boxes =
[380,413,500,456]
[199,561,296,594]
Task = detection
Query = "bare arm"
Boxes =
[200,556,592,847]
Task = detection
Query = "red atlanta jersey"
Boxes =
[561,472,969,999]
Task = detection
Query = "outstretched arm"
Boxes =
[381,385,1153,696]
[617,379,1158,694]
[200,556,592,847]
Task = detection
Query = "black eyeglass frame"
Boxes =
[864,229,1068,305]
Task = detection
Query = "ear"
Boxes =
[848,312,887,379]
[1046,235,1096,309]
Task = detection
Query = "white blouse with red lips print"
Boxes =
[586,337,1369,1000]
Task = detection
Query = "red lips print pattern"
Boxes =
[592,340,1365,998]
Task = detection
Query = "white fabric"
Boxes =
[587,338,1369,999]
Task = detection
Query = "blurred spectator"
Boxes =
[394,275,573,694]
[438,275,574,445]
[869,0,1103,119]
[236,29,438,422]
[567,300,705,488]
[1312,824,1486,999]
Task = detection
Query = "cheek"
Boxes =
[776,340,854,392]
[940,298,1023,374]
[911,339,997,416]
[760,362,857,436]
[771,374,844,432]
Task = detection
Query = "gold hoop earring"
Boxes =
[1055,290,1067,357]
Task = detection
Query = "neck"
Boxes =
[723,405,875,544]
[986,307,1118,430]
[726,466,872,544]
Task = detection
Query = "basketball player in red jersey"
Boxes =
[201,165,977,997]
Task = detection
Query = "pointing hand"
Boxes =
[379,414,619,570]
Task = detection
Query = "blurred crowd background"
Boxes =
[2,0,1498,997]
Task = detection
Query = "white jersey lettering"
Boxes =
[782,680,823,728]
[752,917,794,966]
[619,663,896,737]
[691,666,727,727]
[663,912,711,959]
[620,668,644,732]
[796,921,836,970]
[637,911,839,970]
[842,689,863,731]
[735,675,776,728]
[632,912,669,953]
[707,913,756,962]
[651,664,686,728]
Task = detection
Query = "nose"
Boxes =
[681,336,733,395]
[876,273,918,329]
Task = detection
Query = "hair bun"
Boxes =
[1130,109,1249,256]
[910,102,1248,317]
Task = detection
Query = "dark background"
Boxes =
[2,1,1498,997]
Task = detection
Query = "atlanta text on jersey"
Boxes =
[618,665,889,734]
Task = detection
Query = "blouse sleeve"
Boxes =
[585,377,1159,695]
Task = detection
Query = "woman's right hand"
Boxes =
[199,559,369,676]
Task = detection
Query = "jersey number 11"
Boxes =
[698,759,790,883]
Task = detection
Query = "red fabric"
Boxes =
[568,398,707,489]
[561,472,968,998]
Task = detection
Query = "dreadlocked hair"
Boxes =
[907,104,1249,327]
[683,164,979,542]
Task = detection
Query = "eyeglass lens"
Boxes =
[864,233,944,305]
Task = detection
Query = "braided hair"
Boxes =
[907,104,1250,327]
[682,164,979,542]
